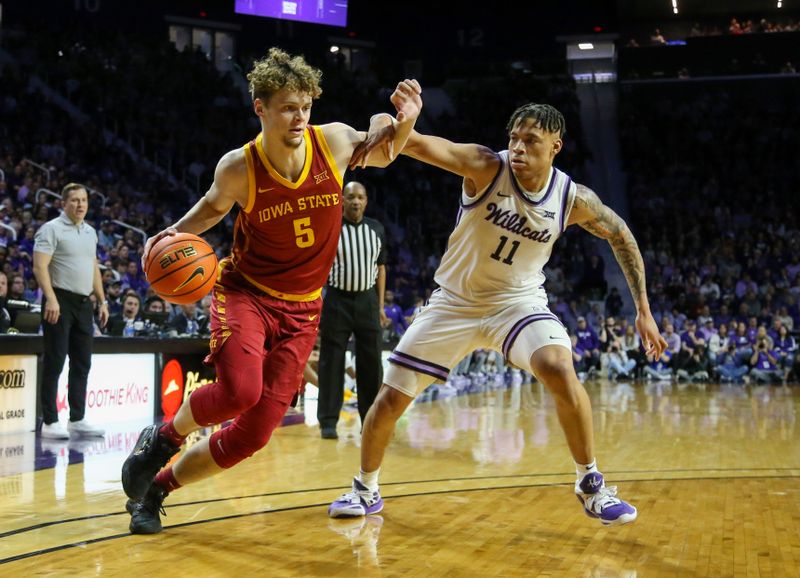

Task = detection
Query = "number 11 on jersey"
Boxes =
[490,235,520,265]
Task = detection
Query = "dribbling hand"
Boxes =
[141,227,178,270]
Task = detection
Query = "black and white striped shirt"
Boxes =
[328,217,386,292]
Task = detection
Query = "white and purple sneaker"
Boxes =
[575,471,637,526]
[328,478,384,518]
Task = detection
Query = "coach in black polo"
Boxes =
[317,181,388,439]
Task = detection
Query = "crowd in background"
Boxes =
[1,22,798,383]
[629,14,800,47]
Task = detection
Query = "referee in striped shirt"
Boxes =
[318,181,388,439]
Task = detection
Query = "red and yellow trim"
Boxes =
[239,270,322,302]
[242,143,257,213]
[312,126,343,189]
[255,130,312,190]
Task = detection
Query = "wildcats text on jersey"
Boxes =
[484,202,553,243]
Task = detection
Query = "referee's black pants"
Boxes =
[317,287,383,429]
[41,289,94,425]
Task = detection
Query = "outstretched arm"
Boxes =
[379,130,498,197]
[567,184,667,358]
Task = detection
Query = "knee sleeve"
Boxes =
[190,340,263,426]
[208,396,289,469]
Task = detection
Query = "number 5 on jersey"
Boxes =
[293,217,315,248]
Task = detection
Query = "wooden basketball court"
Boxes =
[2,380,799,577]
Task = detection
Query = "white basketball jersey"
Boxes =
[434,151,576,304]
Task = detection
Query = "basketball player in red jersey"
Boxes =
[121,47,422,534]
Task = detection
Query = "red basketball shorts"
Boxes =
[189,271,321,468]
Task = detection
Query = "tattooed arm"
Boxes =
[567,184,667,358]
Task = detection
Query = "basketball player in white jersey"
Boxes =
[329,103,668,526]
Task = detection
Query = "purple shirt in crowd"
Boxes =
[575,327,600,351]
[753,352,777,370]
[664,332,681,354]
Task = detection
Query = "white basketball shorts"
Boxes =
[385,288,571,397]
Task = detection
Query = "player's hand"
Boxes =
[142,227,178,270]
[43,298,60,325]
[390,78,422,124]
[380,309,389,328]
[348,117,395,170]
[636,311,668,361]
[348,79,422,170]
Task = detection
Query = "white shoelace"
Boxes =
[339,487,375,504]
[587,485,622,512]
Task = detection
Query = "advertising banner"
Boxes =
[157,353,216,419]
[57,354,155,425]
[0,355,37,434]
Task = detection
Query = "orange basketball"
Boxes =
[144,232,218,305]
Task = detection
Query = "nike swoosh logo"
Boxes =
[258,186,276,193]
[164,379,180,395]
[497,192,511,197]
[549,336,559,339]
[309,314,318,321]
[174,266,205,292]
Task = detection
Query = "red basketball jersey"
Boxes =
[227,126,343,301]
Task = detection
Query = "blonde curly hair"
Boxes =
[247,47,323,103]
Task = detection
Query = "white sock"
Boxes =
[575,460,598,479]
[359,468,380,491]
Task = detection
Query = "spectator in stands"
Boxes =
[121,259,147,297]
[199,294,212,336]
[0,271,9,333]
[663,322,681,355]
[587,304,603,332]
[167,302,204,337]
[98,220,116,249]
[106,292,142,336]
[600,316,622,353]
[105,279,123,316]
[139,296,169,337]
[754,325,773,350]
[7,242,33,278]
[715,345,750,384]
[643,350,673,381]
[382,289,406,341]
[708,323,729,363]
[676,343,712,382]
[776,306,794,332]
[607,341,636,380]
[749,336,781,383]
[731,322,753,364]
[768,318,784,343]
[699,276,721,303]
[571,334,590,382]
[7,272,26,301]
[621,324,644,376]
[773,325,796,381]
[574,316,601,374]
